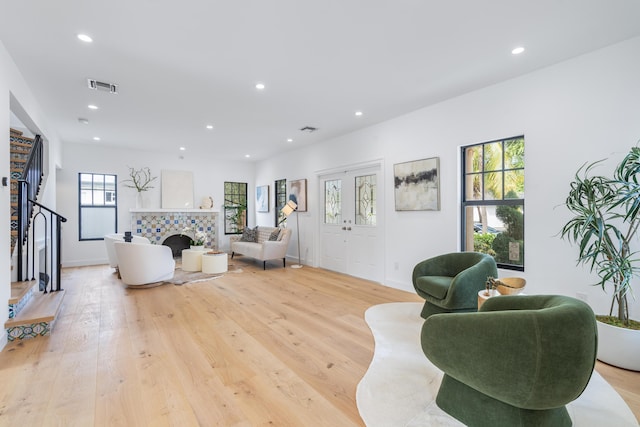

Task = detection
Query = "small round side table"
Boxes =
[182,249,204,272]
[477,289,500,309]
[202,252,228,274]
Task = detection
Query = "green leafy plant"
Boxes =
[122,166,157,192]
[560,146,640,327]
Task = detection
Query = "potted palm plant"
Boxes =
[561,146,640,371]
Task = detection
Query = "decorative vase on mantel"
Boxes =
[136,192,144,209]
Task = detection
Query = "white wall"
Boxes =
[255,36,640,319]
[0,41,61,347]
[57,142,255,266]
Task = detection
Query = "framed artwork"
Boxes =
[161,170,194,209]
[394,157,440,211]
[288,178,307,212]
[256,185,269,212]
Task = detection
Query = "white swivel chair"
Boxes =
[113,241,175,287]
[104,233,150,269]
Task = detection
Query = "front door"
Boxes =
[319,166,383,282]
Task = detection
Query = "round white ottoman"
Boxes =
[202,252,228,274]
[181,249,204,272]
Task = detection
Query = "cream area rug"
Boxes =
[126,264,243,288]
[356,302,639,427]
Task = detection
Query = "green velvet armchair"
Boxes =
[421,295,598,427]
[412,252,498,319]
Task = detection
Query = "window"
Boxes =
[274,178,287,226]
[224,182,247,234]
[78,173,117,240]
[461,136,524,270]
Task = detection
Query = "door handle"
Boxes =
[342,227,346,230]
[347,227,352,231]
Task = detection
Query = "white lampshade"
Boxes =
[281,200,297,217]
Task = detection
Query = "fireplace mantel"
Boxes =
[129,208,220,214]
[130,209,219,250]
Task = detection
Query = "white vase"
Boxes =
[136,192,144,209]
[190,245,205,251]
[596,320,640,371]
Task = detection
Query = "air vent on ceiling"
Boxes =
[87,79,118,94]
[300,126,318,133]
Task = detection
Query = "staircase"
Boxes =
[9,129,32,255]
[6,128,66,342]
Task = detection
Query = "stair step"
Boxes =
[10,141,33,148]
[9,280,37,305]
[8,281,37,319]
[5,290,65,341]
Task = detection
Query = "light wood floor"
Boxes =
[0,260,638,426]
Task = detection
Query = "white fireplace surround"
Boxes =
[130,208,219,250]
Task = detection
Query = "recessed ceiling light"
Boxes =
[77,34,93,43]
[179,147,186,151]
[355,111,363,116]
[245,154,251,158]
[88,104,98,110]
[287,138,293,143]
[512,46,525,55]
[255,83,265,90]
[206,125,213,130]
[78,118,89,125]
[93,137,100,141]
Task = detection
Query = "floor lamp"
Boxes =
[281,200,303,268]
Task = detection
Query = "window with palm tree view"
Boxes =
[461,136,524,270]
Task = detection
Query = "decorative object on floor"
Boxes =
[288,178,307,211]
[161,169,194,209]
[412,252,497,319]
[230,226,292,269]
[356,302,638,427]
[114,241,175,286]
[123,231,133,242]
[281,200,302,268]
[256,185,269,212]
[560,146,640,371]
[422,295,597,427]
[394,157,440,211]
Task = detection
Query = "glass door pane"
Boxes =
[355,174,376,225]
[324,179,342,224]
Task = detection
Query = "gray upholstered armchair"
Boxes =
[412,252,498,319]
[421,295,598,427]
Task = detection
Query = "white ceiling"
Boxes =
[2,1,640,162]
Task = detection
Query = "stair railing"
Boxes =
[16,136,67,292]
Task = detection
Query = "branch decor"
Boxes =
[122,166,157,192]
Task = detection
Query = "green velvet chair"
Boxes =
[421,295,598,427]
[412,252,498,319]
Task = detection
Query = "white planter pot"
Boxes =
[190,245,205,251]
[596,320,640,371]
